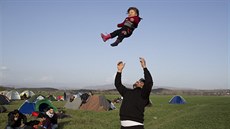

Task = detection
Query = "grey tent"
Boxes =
[0,105,7,113]
[64,97,82,110]
[0,94,10,105]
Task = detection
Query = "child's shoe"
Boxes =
[110,39,121,47]
[101,33,111,42]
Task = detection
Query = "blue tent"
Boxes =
[169,96,186,104]
[18,101,36,114]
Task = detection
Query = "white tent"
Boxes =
[6,90,21,100]
[0,91,9,96]
[20,90,35,98]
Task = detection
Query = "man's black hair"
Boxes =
[139,78,145,83]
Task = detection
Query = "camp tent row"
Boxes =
[65,95,187,112]
[0,90,35,100]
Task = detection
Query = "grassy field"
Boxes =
[0,95,230,129]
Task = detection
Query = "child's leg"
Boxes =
[111,29,132,47]
[117,30,130,42]
[110,29,122,38]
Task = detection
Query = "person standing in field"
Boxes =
[114,57,153,129]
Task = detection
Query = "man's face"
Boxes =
[49,109,54,114]
[133,80,144,88]
[14,113,19,121]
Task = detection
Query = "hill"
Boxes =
[0,85,59,92]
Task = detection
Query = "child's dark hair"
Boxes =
[127,7,140,16]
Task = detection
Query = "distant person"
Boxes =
[64,92,67,101]
[114,57,153,129]
[6,109,27,129]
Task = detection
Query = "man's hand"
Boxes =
[117,61,125,73]
[139,57,146,68]
[20,124,25,128]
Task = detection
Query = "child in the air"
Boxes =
[101,7,142,47]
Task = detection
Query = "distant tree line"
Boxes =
[0,86,6,91]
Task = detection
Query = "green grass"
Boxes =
[1,95,230,129]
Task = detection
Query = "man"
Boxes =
[45,107,58,129]
[6,109,27,129]
[115,57,153,129]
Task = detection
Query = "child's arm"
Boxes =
[117,18,126,28]
[117,16,141,28]
[117,22,125,28]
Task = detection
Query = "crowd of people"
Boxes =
[5,107,58,129]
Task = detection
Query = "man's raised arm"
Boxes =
[140,58,153,99]
[115,61,128,96]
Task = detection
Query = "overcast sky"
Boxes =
[0,0,229,89]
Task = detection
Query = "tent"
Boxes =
[6,90,21,100]
[169,95,186,104]
[64,97,82,110]
[0,94,10,105]
[20,90,35,99]
[35,99,57,112]
[47,95,57,101]
[27,94,45,102]
[0,90,9,96]
[80,95,111,111]
[19,98,57,114]
[0,105,7,113]
[57,96,64,101]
